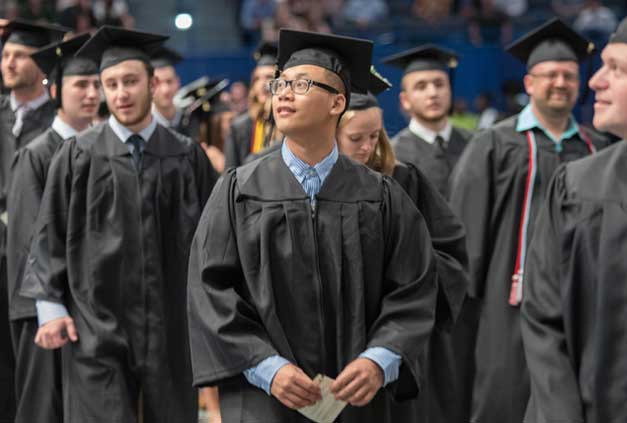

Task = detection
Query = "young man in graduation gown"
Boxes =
[150,46,191,136]
[449,18,611,423]
[6,33,100,423]
[19,26,218,423]
[188,29,438,422]
[383,45,471,199]
[0,19,68,423]
[521,17,627,423]
[224,41,277,168]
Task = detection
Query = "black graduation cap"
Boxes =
[382,44,459,75]
[31,33,96,77]
[1,19,70,49]
[506,18,595,68]
[276,28,373,97]
[75,26,168,72]
[254,41,278,67]
[31,33,98,108]
[609,17,627,44]
[348,66,392,111]
[150,46,184,69]
[174,76,230,125]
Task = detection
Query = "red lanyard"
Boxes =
[508,128,595,306]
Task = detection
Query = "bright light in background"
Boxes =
[175,13,193,31]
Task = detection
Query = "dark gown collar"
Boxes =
[237,149,382,202]
[90,122,190,158]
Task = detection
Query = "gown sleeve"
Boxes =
[20,140,76,304]
[521,165,584,423]
[367,177,438,401]
[187,169,279,387]
[7,146,46,312]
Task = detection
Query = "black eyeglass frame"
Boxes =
[268,78,340,95]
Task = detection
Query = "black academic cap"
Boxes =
[31,33,98,109]
[150,46,183,69]
[348,66,393,111]
[382,44,459,75]
[75,26,168,72]
[506,18,594,69]
[1,19,69,49]
[276,29,373,95]
[254,41,278,67]
[174,76,229,112]
[609,17,627,44]
[31,33,97,77]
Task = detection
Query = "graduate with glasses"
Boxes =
[188,29,438,422]
[449,18,611,423]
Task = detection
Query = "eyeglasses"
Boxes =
[529,71,579,84]
[268,78,340,95]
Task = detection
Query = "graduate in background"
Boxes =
[522,16,627,423]
[20,26,217,423]
[0,19,68,423]
[449,18,611,423]
[150,46,188,133]
[176,76,232,172]
[383,45,471,198]
[336,69,469,423]
[6,33,100,423]
[188,29,438,422]
[224,41,277,168]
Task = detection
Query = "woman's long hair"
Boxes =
[339,108,396,176]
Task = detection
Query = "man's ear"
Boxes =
[149,75,158,96]
[329,93,347,116]
[50,83,58,101]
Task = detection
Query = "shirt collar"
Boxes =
[10,91,50,112]
[281,139,338,185]
[108,114,157,143]
[51,116,79,140]
[515,104,580,143]
[408,118,452,144]
[152,104,182,128]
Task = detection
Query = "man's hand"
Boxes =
[330,358,383,407]
[34,316,78,349]
[270,364,321,410]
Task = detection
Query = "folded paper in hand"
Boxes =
[298,374,347,423]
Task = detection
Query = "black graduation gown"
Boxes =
[448,115,610,423]
[0,94,54,423]
[392,125,471,198]
[522,141,627,423]
[389,161,469,423]
[0,95,56,214]
[7,128,65,321]
[20,122,217,423]
[7,128,65,423]
[224,112,253,168]
[188,151,438,422]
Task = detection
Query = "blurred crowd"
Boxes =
[238,0,624,46]
[0,0,134,32]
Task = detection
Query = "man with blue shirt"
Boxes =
[449,18,611,423]
[187,29,438,422]
[19,26,217,423]
[6,33,99,423]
